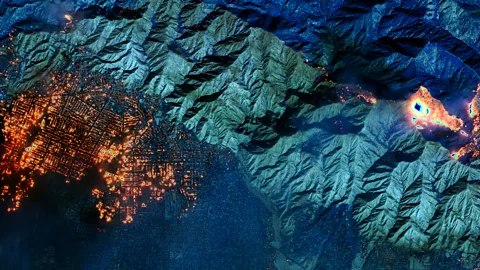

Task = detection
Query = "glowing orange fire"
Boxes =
[405,85,480,161]
[337,85,377,105]
[468,88,480,134]
[408,86,464,132]
[450,85,480,160]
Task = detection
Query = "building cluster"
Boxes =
[0,70,206,222]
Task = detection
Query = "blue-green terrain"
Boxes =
[1,0,480,269]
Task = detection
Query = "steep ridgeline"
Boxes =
[2,0,480,269]
[208,0,480,109]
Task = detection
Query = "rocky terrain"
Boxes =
[210,0,480,109]
[2,0,480,269]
